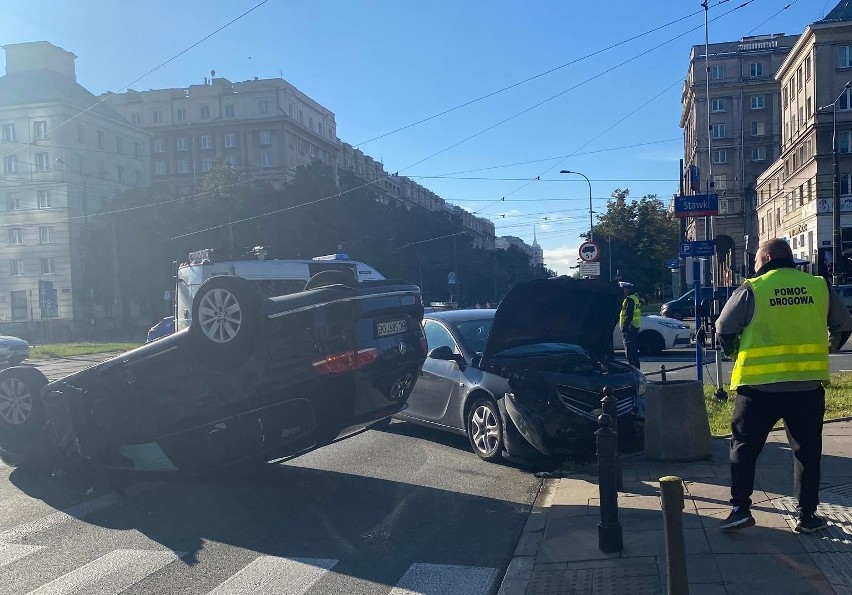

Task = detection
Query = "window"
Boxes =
[288,103,294,118]
[783,84,789,108]
[318,122,323,136]
[202,159,212,172]
[259,130,272,145]
[154,161,166,176]
[176,108,187,122]
[134,142,141,159]
[224,133,236,148]
[750,62,763,77]
[224,104,235,118]
[134,170,142,186]
[805,55,812,81]
[226,156,237,166]
[840,46,852,68]
[177,160,189,174]
[796,66,803,92]
[713,149,727,164]
[309,116,314,130]
[750,95,765,110]
[423,320,458,353]
[4,155,17,174]
[843,174,852,196]
[288,133,296,149]
[153,110,162,124]
[310,145,317,158]
[40,258,55,275]
[76,124,85,143]
[258,100,269,114]
[807,97,813,119]
[201,135,213,149]
[712,174,727,191]
[298,110,304,124]
[751,121,765,136]
[177,137,188,151]
[711,65,725,79]
[328,127,334,140]
[752,146,765,161]
[10,291,27,320]
[117,165,124,183]
[260,153,273,168]
[97,130,105,150]
[10,260,24,277]
[840,131,852,153]
[200,106,210,120]
[37,190,51,208]
[39,226,53,244]
[154,138,165,153]
[97,160,107,177]
[2,122,15,142]
[34,120,48,140]
[131,113,141,126]
[840,88,852,111]
[712,123,726,138]
[35,152,49,171]
[711,99,725,112]
[116,136,124,154]
[9,229,23,245]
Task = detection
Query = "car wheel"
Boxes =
[0,367,51,465]
[190,276,260,364]
[637,330,665,356]
[466,397,504,463]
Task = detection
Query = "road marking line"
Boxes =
[206,557,338,595]
[0,543,44,567]
[390,563,500,595]
[25,548,181,595]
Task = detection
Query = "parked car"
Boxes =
[612,315,692,355]
[146,316,176,343]
[0,273,426,474]
[0,335,29,368]
[833,284,852,314]
[394,277,646,463]
[660,286,738,320]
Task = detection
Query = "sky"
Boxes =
[0,0,838,275]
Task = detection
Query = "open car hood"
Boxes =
[482,276,622,360]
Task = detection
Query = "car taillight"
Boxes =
[312,347,380,375]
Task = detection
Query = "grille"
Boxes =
[556,384,636,421]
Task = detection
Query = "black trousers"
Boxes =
[729,385,825,515]
[623,326,640,369]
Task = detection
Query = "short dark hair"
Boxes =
[758,238,793,262]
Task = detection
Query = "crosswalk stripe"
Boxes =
[389,563,500,595]
[206,556,339,595]
[24,549,182,595]
[0,543,44,567]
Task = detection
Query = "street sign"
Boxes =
[679,240,716,258]
[447,272,457,285]
[665,258,680,269]
[578,241,601,262]
[674,193,719,218]
[579,262,601,277]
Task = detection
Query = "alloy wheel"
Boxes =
[470,403,500,456]
[197,287,243,343]
[0,377,32,425]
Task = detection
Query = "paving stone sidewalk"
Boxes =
[500,420,852,594]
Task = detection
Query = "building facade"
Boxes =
[681,33,798,282]
[755,3,852,279]
[0,42,150,327]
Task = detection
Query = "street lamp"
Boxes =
[560,170,593,241]
[819,81,852,285]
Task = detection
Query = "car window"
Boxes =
[423,320,459,354]
[454,319,493,356]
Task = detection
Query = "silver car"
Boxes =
[0,335,29,368]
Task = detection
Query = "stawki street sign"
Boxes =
[579,262,601,277]
[674,193,719,218]
[680,240,716,258]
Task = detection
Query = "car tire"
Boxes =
[190,276,260,365]
[637,330,665,356]
[466,397,504,463]
[0,367,52,466]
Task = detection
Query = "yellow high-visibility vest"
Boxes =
[730,268,829,389]
[620,294,641,330]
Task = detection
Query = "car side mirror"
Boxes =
[428,345,466,368]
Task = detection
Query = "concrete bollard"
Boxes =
[597,414,623,553]
[601,387,623,491]
[644,380,712,462]
[659,476,689,595]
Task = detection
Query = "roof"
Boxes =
[820,0,852,23]
[0,69,128,122]
[425,309,496,324]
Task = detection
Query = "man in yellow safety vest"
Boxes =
[619,282,641,369]
[715,239,852,532]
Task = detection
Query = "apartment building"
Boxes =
[681,33,798,281]
[755,2,852,279]
[104,77,337,189]
[0,41,150,326]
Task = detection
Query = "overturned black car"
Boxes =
[0,273,426,475]
[395,277,646,462]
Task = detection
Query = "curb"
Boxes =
[496,478,559,595]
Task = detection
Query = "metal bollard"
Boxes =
[597,414,623,553]
[601,387,623,491]
[659,476,689,595]
[660,364,667,383]
[713,348,728,401]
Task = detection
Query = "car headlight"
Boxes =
[657,320,689,330]
[638,374,647,395]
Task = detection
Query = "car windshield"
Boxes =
[455,319,494,355]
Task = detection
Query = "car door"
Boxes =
[405,320,462,421]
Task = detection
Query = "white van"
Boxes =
[175,248,385,332]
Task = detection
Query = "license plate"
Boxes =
[376,319,408,337]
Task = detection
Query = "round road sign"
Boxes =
[578,241,601,263]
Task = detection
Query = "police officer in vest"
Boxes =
[619,282,641,369]
[716,238,852,532]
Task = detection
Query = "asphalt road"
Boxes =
[0,355,543,595]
